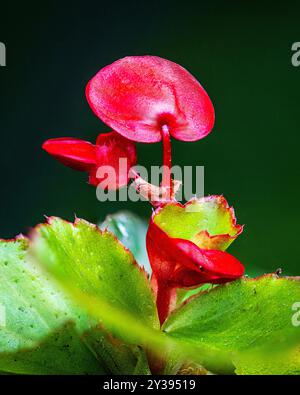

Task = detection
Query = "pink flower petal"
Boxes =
[86,56,215,143]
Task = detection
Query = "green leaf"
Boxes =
[233,346,300,375]
[30,216,157,374]
[0,234,151,374]
[0,322,102,374]
[32,217,158,329]
[82,325,151,375]
[163,275,300,374]
[154,196,242,251]
[0,237,102,374]
[100,211,151,273]
[176,284,213,305]
[0,237,89,351]
[133,349,152,375]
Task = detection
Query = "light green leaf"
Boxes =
[100,211,151,273]
[0,322,102,374]
[0,235,150,374]
[164,275,300,374]
[176,284,213,305]
[0,237,102,374]
[233,346,300,375]
[0,237,89,352]
[31,217,158,329]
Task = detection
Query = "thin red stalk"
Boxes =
[129,168,140,180]
[156,281,176,325]
[161,124,172,200]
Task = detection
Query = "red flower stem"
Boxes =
[156,281,176,325]
[129,168,140,180]
[161,124,172,200]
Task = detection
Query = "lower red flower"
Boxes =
[146,197,245,324]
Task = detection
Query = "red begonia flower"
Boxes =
[86,56,215,143]
[42,131,137,190]
[146,197,244,324]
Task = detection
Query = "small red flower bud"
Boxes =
[42,131,137,190]
[42,137,96,171]
[86,56,215,143]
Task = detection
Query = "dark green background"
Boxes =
[0,1,299,275]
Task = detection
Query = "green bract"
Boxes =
[153,196,242,251]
